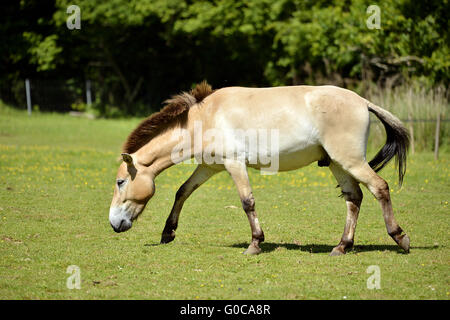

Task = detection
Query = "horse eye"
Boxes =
[117,179,125,187]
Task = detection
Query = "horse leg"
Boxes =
[329,162,363,256]
[160,165,218,244]
[224,160,264,255]
[320,113,409,253]
[345,163,410,253]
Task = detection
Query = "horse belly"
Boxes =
[246,124,325,172]
[280,145,325,171]
[247,143,324,172]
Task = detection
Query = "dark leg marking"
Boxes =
[242,195,255,212]
[318,154,331,167]
[242,194,265,243]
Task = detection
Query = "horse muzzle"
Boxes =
[110,219,132,233]
[109,206,133,233]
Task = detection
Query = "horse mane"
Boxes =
[122,81,213,154]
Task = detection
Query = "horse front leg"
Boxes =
[224,160,265,255]
[160,165,218,244]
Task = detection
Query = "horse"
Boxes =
[109,81,410,256]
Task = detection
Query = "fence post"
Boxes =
[25,78,32,115]
[407,88,415,154]
[434,112,441,160]
[408,113,415,155]
[86,80,92,106]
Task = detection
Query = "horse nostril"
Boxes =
[118,219,124,231]
[111,220,124,233]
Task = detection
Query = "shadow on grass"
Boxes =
[229,242,441,254]
[143,243,161,247]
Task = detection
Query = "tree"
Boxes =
[1,0,448,116]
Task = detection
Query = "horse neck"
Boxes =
[136,123,195,178]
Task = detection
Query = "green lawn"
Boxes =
[0,105,449,299]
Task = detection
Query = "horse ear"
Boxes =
[121,153,134,166]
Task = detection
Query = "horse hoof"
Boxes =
[329,247,345,256]
[243,245,261,255]
[160,233,175,244]
[398,234,410,253]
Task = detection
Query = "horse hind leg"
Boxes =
[329,162,363,256]
[342,163,410,253]
[321,116,409,254]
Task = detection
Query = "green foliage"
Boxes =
[22,33,62,71]
[1,0,448,116]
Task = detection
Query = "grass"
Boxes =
[365,84,449,153]
[0,103,449,300]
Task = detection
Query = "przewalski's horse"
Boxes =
[109,81,410,256]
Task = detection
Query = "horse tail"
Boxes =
[367,103,410,187]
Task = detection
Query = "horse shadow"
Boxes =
[229,242,440,254]
[144,240,440,254]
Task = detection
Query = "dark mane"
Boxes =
[122,81,213,154]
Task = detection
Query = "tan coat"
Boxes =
[109,82,410,255]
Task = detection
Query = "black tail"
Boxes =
[368,104,410,187]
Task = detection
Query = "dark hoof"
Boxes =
[243,245,261,255]
[398,234,410,253]
[160,233,175,244]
